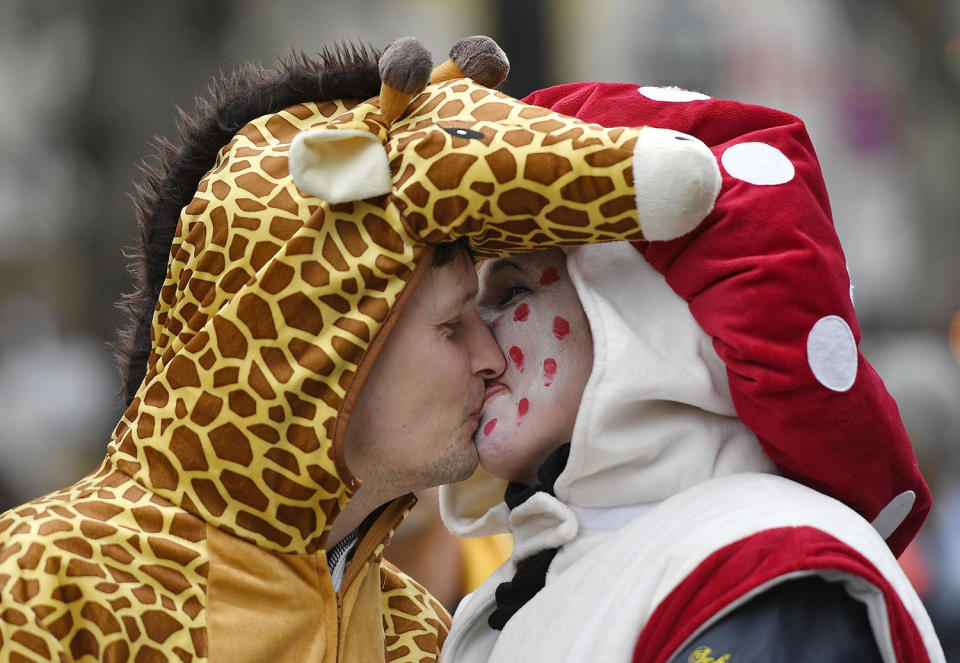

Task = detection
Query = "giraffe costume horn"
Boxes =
[378,37,433,125]
[430,35,510,87]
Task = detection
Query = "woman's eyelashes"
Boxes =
[497,283,530,308]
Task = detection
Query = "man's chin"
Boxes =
[459,428,480,469]
[434,426,480,485]
[436,446,479,487]
[449,456,480,484]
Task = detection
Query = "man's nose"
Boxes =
[470,316,506,379]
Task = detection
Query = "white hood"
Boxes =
[442,242,775,537]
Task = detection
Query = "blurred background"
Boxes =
[1,0,957,651]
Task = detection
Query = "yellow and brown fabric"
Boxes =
[0,37,720,662]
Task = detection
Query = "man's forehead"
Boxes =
[414,258,479,313]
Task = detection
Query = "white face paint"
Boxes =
[474,248,593,485]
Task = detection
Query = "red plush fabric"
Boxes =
[523,83,930,556]
[631,527,930,663]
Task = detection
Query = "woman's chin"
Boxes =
[474,427,513,477]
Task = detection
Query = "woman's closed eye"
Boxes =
[440,318,463,335]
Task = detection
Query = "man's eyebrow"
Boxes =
[432,288,478,321]
[433,281,479,318]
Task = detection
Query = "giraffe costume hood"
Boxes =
[0,38,722,662]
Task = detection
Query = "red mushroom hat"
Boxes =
[522,82,930,556]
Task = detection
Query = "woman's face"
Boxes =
[474,248,593,485]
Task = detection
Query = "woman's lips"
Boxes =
[480,381,509,413]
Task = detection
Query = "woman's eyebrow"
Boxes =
[485,258,528,278]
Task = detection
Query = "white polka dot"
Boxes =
[720,142,795,185]
[638,86,710,102]
[807,315,858,392]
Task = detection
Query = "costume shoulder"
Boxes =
[634,522,937,663]
[380,558,451,662]
[664,576,883,663]
[0,464,208,661]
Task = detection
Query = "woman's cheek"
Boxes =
[482,292,570,442]
[511,317,565,423]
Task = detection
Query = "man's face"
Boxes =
[344,253,505,500]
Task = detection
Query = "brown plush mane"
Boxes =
[114,44,382,406]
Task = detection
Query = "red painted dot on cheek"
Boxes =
[509,346,525,372]
[553,316,570,340]
[543,358,557,386]
[513,302,530,322]
[539,267,559,286]
[484,418,498,436]
[517,398,529,418]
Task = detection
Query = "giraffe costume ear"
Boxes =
[288,127,393,204]
[289,37,433,202]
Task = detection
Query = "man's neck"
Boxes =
[326,484,381,549]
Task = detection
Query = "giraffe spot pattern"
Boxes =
[426,153,478,190]
[388,80,646,257]
[381,562,450,662]
[0,467,207,661]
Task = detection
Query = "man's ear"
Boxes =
[289,128,392,203]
